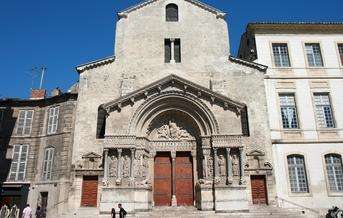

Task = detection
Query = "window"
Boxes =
[287,155,309,193]
[47,106,59,134]
[165,38,181,63]
[9,145,29,181]
[174,39,181,63]
[272,43,291,67]
[16,110,34,135]
[165,39,171,63]
[305,43,323,67]
[338,43,343,65]
[279,94,299,129]
[166,4,178,22]
[325,154,343,192]
[314,93,335,128]
[42,147,54,180]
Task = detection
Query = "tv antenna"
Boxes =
[25,66,47,89]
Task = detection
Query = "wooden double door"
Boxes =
[154,152,194,206]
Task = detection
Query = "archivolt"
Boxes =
[128,91,219,136]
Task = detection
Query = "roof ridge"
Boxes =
[118,0,225,18]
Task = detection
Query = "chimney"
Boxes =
[30,89,46,100]
[51,88,63,97]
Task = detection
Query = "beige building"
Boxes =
[68,0,275,216]
[239,22,343,215]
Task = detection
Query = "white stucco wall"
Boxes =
[254,31,343,212]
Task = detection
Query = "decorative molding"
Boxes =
[76,56,115,74]
[211,135,244,148]
[229,56,268,72]
[100,74,245,115]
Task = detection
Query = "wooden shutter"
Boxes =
[43,147,54,180]
[9,145,29,181]
[16,111,26,135]
[24,111,33,135]
[48,106,59,134]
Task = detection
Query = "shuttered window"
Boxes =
[166,4,178,22]
[272,43,291,67]
[47,106,59,134]
[287,155,309,193]
[9,145,29,181]
[42,147,55,180]
[314,93,335,128]
[16,110,34,135]
[279,94,299,129]
[305,43,323,67]
[325,154,343,192]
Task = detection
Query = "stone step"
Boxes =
[58,207,317,218]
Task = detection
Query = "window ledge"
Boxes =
[288,192,313,197]
[327,192,343,197]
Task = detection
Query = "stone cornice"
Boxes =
[247,22,343,33]
[118,0,226,19]
[76,56,115,74]
[229,56,268,72]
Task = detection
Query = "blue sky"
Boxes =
[0,0,342,98]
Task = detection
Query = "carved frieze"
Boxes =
[154,121,193,140]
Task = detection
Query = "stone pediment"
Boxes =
[82,152,102,159]
[100,74,246,114]
[118,0,226,19]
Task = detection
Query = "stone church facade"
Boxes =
[69,0,274,215]
[2,0,342,217]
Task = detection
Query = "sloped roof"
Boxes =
[229,56,267,72]
[118,0,225,18]
[76,56,115,74]
[101,74,246,113]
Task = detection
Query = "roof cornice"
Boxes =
[76,56,115,74]
[247,22,343,33]
[118,0,225,19]
[229,56,268,72]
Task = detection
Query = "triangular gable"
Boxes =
[82,152,102,159]
[100,74,246,114]
[118,0,225,19]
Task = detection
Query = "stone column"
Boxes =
[170,38,175,63]
[130,148,135,183]
[226,148,233,184]
[149,151,156,206]
[103,148,109,186]
[203,155,208,179]
[116,148,123,183]
[213,148,218,181]
[171,151,177,206]
[239,147,245,185]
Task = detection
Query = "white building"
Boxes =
[239,22,343,214]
